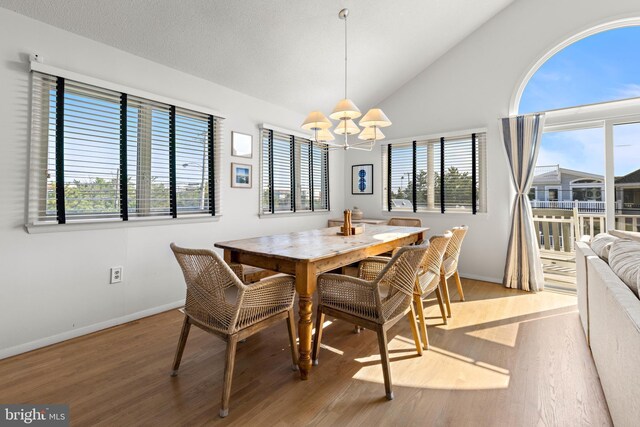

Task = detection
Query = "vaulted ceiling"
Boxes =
[0,0,513,114]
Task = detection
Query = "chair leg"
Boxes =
[454,270,465,301]
[435,286,447,325]
[171,316,191,376]
[312,309,325,366]
[408,299,424,354]
[413,294,429,351]
[440,273,452,318]
[220,334,239,418]
[286,308,299,371]
[376,327,394,400]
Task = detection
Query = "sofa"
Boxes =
[575,230,640,427]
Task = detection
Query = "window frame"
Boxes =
[381,128,487,215]
[27,62,224,232]
[259,124,330,217]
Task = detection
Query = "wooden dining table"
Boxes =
[215,224,428,380]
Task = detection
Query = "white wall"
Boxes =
[344,0,640,283]
[0,8,345,358]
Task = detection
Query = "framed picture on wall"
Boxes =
[231,163,252,188]
[231,131,253,158]
[352,164,373,195]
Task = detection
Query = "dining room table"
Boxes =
[214,224,428,380]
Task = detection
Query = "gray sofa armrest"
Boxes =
[575,241,597,344]
[587,255,640,426]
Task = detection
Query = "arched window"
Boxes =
[519,26,640,114]
[515,22,640,234]
[570,178,603,185]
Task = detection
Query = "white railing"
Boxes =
[530,200,606,212]
[578,214,606,239]
[577,214,640,238]
[616,215,640,232]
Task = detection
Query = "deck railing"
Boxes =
[530,200,606,212]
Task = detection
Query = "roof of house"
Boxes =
[615,168,640,184]
[532,165,604,185]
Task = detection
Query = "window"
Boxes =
[519,26,640,114]
[261,128,329,214]
[382,132,486,213]
[29,71,222,225]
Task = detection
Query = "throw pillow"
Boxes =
[608,239,640,297]
[590,233,618,261]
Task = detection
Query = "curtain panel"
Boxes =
[500,114,545,291]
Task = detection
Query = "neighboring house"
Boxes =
[530,165,604,203]
[615,167,640,214]
[530,165,640,214]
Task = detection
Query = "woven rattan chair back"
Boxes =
[387,217,422,227]
[378,245,429,322]
[170,243,244,334]
[416,232,453,294]
[170,243,298,418]
[443,225,469,276]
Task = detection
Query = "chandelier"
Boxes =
[301,8,392,151]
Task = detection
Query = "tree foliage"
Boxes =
[391,166,474,208]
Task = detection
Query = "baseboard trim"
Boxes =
[460,272,503,284]
[0,299,185,361]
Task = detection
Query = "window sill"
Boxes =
[25,214,221,234]
[259,210,330,219]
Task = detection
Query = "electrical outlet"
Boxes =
[110,267,123,284]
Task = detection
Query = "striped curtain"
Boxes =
[500,114,545,292]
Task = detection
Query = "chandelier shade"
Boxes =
[358,126,385,141]
[359,108,392,128]
[329,98,362,120]
[334,119,360,135]
[313,128,335,142]
[301,111,332,130]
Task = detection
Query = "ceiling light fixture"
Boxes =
[301,8,392,151]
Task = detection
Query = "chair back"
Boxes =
[388,217,422,227]
[377,245,429,322]
[417,231,453,294]
[170,243,243,333]
[442,226,469,275]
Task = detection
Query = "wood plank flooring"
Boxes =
[0,279,611,426]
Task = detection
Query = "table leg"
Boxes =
[295,262,316,380]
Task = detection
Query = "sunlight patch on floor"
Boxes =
[465,322,520,347]
[351,337,510,390]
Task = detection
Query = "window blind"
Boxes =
[383,131,486,214]
[29,71,223,225]
[261,128,329,214]
[312,143,329,211]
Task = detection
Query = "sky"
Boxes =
[520,26,640,178]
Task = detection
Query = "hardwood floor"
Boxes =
[0,279,611,426]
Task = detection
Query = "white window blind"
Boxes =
[261,128,329,214]
[382,132,486,214]
[29,71,223,225]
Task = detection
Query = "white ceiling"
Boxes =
[0,0,513,114]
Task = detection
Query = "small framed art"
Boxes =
[352,164,373,195]
[231,163,252,188]
[231,131,253,158]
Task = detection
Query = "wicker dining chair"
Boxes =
[358,232,452,350]
[228,263,277,283]
[312,245,428,400]
[169,243,298,418]
[440,226,469,318]
[387,217,423,227]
